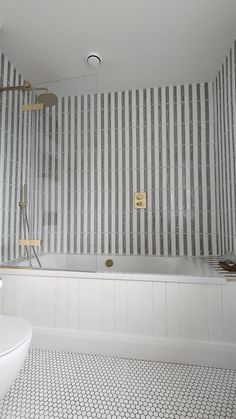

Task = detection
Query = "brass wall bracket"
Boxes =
[22,103,44,112]
[0,80,31,93]
[19,239,41,247]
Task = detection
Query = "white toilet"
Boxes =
[0,282,32,399]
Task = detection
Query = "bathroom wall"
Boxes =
[36,82,218,256]
[214,41,236,254]
[0,52,32,263]
[2,43,235,261]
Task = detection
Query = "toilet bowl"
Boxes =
[0,315,32,400]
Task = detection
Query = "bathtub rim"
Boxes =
[0,266,227,285]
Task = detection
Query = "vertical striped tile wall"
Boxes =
[214,42,236,254]
[37,83,218,256]
[1,43,235,261]
[0,52,32,262]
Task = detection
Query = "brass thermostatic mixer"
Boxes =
[134,192,147,208]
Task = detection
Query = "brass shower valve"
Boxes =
[134,192,147,209]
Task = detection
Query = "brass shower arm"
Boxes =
[0,80,58,109]
[34,87,49,92]
[0,80,31,93]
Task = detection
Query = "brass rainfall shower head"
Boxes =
[23,88,58,111]
[22,88,58,111]
[0,80,58,111]
[37,91,58,108]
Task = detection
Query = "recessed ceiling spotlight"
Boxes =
[86,52,102,68]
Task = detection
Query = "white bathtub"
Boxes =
[0,254,235,369]
[6,253,224,285]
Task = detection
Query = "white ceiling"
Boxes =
[0,0,236,95]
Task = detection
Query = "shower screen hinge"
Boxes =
[19,239,41,247]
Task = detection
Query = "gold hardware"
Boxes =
[22,103,44,112]
[19,239,30,246]
[0,80,31,93]
[0,82,57,109]
[134,192,147,209]
[105,259,114,268]
[30,239,41,246]
[19,239,41,246]
[23,81,32,90]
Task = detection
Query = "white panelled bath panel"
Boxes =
[1,273,236,368]
[0,274,232,339]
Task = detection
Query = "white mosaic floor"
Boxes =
[0,349,236,419]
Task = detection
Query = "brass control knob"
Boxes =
[105,259,113,268]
